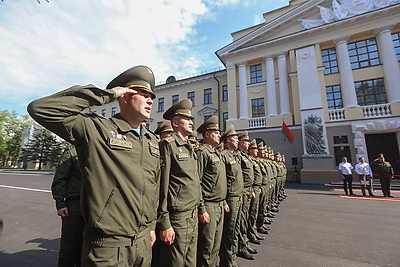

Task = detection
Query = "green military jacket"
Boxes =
[257,158,268,186]
[158,132,201,230]
[221,149,244,198]
[238,150,255,188]
[371,160,394,176]
[196,143,227,214]
[249,156,263,188]
[51,147,83,210]
[28,85,160,246]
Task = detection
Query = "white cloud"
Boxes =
[0,0,211,112]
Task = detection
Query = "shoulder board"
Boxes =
[164,136,175,143]
[221,150,229,155]
[197,145,206,151]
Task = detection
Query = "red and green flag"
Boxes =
[281,121,295,143]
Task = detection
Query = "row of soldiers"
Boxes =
[152,98,287,267]
[29,65,287,266]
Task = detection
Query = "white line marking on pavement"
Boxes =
[0,184,51,193]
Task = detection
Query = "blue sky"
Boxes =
[0,0,289,116]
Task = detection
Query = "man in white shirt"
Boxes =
[354,157,375,197]
[338,157,355,195]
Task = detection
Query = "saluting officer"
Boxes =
[28,65,161,266]
[155,120,174,140]
[157,99,201,266]
[371,154,394,197]
[219,124,244,267]
[196,116,227,267]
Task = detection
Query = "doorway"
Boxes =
[365,133,400,175]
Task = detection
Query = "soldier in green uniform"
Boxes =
[236,131,257,261]
[28,65,161,266]
[196,116,227,267]
[219,124,244,267]
[157,99,201,267]
[154,120,174,140]
[52,146,84,267]
[255,141,270,235]
[371,154,394,197]
[247,139,264,245]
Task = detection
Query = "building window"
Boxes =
[101,109,106,117]
[204,88,212,104]
[188,91,195,105]
[222,85,228,101]
[250,64,263,84]
[348,38,380,70]
[111,107,117,116]
[355,78,387,106]
[321,48,339,75]
[392,32,400,61]
[172,95,179,105]
[251,98,265,118]
[222,112,228,130]
[325,85,343,110]
[203,114,212,122]
[158,97,164,112]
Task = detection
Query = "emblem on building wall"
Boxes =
[300,0,400,29]
[304,114,328,155]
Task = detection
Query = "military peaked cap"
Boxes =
[154,120,174,135]
[257,141,265,150]
[197,115,220,133]
[238,130,250,141]
[249,139,258,149]
[106,65,156,99]
[163,99,194,120]
[221,124,237,140]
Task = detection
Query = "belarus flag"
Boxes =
[281,121,295,143]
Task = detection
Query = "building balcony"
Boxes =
[328,103,392,122]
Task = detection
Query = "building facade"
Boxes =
[92,0,400,183]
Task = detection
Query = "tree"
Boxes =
[0,110,31,167]
[19,128,68,170]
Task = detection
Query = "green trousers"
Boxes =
[219,196,242,267]
[237,188,251,253]
[248,188,261,240]
[81,228,151,267]
[197,201,224,267]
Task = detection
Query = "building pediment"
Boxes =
[217,0,400,63]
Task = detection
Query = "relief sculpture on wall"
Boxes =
[304,114,329,155]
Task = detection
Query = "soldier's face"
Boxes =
[249,148,258,157]
[174,116,193,137]
[227,135,239,149]
[126,90,153,120]
[205,130,220,147]
[238,140,249,151]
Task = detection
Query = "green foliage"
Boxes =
[19,128,68,170]
[0,110,32,167]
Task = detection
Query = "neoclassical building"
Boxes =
[92,0,400,183]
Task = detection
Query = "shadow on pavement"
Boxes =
[0,237,59,267]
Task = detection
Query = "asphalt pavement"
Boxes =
[0,171,399,267]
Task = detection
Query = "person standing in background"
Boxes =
[371,154,394,197]
[339,157,355,196]
[52,146,84,267]
[354,157,375,197]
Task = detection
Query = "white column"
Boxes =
[376,27,400,103]
[226,62,238,119]
[265,57,277,116]
[335,38,359,108]
[238,63,249,119]
[278,53,291,114]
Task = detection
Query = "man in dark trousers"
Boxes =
[52,146,84,267]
